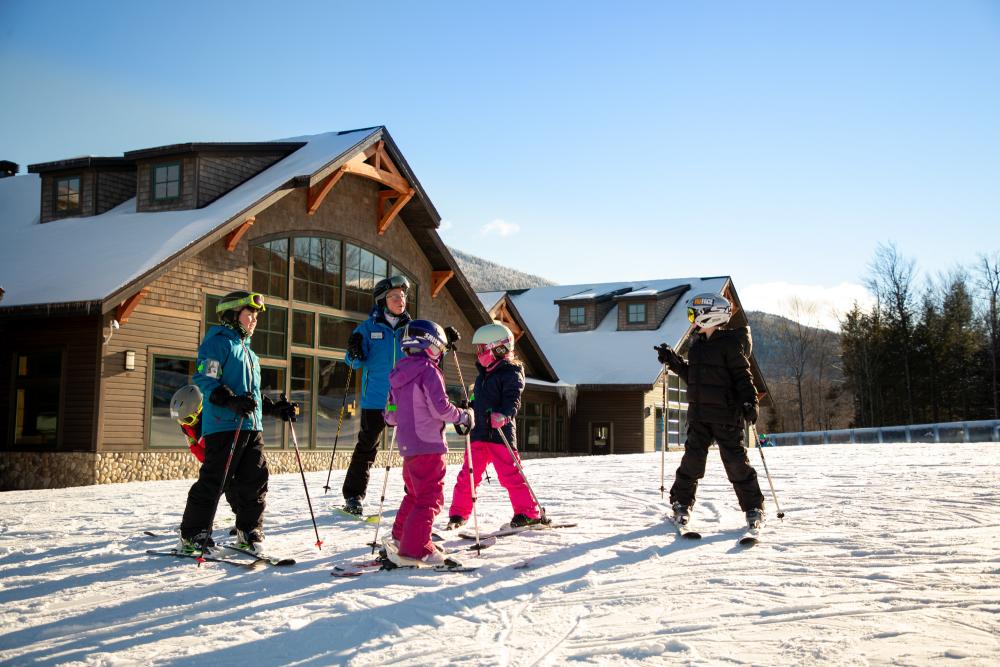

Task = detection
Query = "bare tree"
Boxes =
[773,297,823,431]
[865,242,917,424]
[976,252,1000,418]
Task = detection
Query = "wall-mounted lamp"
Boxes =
[125,350,136,371]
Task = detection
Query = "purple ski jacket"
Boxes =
[384,354,463,457]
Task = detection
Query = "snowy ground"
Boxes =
[1,442,998,666]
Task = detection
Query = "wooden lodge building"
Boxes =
[0,126,768,490]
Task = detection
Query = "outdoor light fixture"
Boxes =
[125,350,136,371]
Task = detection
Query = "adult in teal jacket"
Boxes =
[179,291,296,553]
[341,276,411,515]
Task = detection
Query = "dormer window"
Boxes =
[569,306,586,325]
[626,303,647,324]
[152,162,181,201]
[55,176,81,213]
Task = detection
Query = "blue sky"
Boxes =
[2,1,998,329]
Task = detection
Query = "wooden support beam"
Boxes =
[307,168,346,215]
[342,153,410,193]
[377,188,414,235]
[224,216,255,251]
[431,270,454,298]
[116,287,149,325]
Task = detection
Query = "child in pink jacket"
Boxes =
[383,319,473,567]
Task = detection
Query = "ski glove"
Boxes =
[444,325,461,350]
[454,408,474,436]
[210,385,257,417]
[346,332,365,361]
[654,343,682,368]
[264,394,299,422]
[742,402,759,425]
[490,412,510,429]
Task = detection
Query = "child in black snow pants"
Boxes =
[655,292,765,530]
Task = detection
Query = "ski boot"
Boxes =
[509,513,552,529]
[445,515,467,530]
[343,496,364,516]
[179,529,215,555]
[745,508,764,530]
[235,528,265,554]
[671,502,691,526]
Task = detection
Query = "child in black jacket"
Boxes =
[655,292,765,530]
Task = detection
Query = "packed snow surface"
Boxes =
[1,442,998,666]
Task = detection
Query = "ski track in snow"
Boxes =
[1,442,999,666]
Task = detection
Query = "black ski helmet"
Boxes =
[216,290,266,336]
[373,275,410,309]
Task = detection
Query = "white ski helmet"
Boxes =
[472,322,514,361]
[170,384,203,424]
[687,292,733,329]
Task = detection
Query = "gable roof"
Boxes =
[476,291,559,383]
[495,277,726,386]
[0,127,490,329]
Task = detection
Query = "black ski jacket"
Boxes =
[664,326,757,426]
[469,359,525,446]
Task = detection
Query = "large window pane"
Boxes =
[344,243,387,313]
[261,367,286,449]
[293,237,340,308]
[55,176,81,213]
[293,310,315,347]
[319,315,358,350]
[13,351,62,446]
[291,356,313,447]
[255,306,287,359]
[149,356,196,448]
[252,239,289,299]
[316,359,359,449]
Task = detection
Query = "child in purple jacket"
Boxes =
[383,319,473,567]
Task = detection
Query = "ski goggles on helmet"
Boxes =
[475,340,511,357]
[176,405,202,427]
[217,292,266,314]
[687,307,696,323]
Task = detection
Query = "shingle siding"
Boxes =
[197,154,286,208]
[96,170,137,214]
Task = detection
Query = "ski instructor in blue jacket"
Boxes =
[341,275,412,515]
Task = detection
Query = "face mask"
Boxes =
[477,350,496,367]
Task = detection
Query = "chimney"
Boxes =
[0,161,18,178]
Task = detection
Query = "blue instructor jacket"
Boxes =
[347,306,410,410]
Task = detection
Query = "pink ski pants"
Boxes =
[448,440,538,520]
[392,453,447,559]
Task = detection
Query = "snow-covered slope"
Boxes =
[1,443,998,665]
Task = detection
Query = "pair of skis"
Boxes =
[331,520,576,577]
[143,531,296,568]
[667,516,762,546]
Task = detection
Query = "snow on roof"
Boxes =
[496,276,730,386]
[476,291,505,312]
[0,128,378,309]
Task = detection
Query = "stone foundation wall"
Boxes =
[1,450,470,491]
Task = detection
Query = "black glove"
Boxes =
[742,402,759,425]
[347,332,365,361]
[209,385,256,417]
[453,407,474,436]
[654,343,682,368]
[444,326,461,350]
[264,394,299,422]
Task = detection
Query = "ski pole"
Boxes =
[660,364,667,499]
[286,404,324,549]
[493,424,546,522]
[450,346,483,553]
[322,365,354,493]
[369,420,399,555]
[207,416,244,541]
[750,423,785,519]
